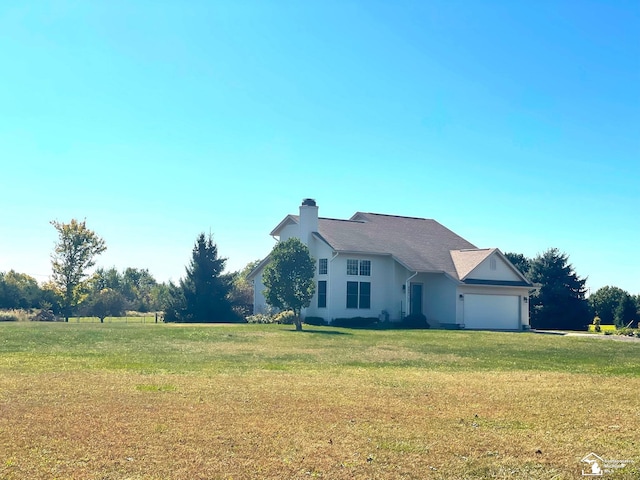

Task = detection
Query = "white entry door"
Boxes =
[463,294,520,330]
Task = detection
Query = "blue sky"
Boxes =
[1,1,638,295]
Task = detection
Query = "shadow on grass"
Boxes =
[286,328,352,336]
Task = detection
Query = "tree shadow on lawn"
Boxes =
[286,328,352,335]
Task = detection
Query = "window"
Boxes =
[347,259,371,276]
[347,259,359,275]
[318,258,328,275]
[490,258,497,270]
[318,281,327,308]
[346,281,370,309]
[346,281,358,308]
[359,282,371,309]
[359,260,371,276]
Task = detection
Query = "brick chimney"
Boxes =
[299,198,319,245]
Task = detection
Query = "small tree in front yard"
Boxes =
[262,238,315,331]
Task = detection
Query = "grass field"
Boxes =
[0,323,638,479]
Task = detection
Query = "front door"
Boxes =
[410,283,423,315]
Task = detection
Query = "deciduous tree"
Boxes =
[50,219,106,321]
[589,286,636,328]
[0,271,41,309]
[84,288,126,323]
[227,259,261,319]
[262,238,315,331]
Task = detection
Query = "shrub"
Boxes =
[0,309,31,322]
[273,310,296,325]
[399,313,430,329]
[592,316,601,332]
[615,327,636,337]
[331,317,379,329]
[32,309,57,322]
[304,316,327,326]
[245,313,276,324]
[0,311,19,322]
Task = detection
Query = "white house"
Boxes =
[249,199,532,330]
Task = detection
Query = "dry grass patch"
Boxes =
[1,369,639,479]
[1,323,639,479]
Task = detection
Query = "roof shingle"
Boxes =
[312,212,477,279]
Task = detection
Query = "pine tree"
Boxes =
[529,248,589,330]
[178,233,234,323]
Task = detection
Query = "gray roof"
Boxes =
[313,212,477,279]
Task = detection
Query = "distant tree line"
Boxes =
[3,219,639,329]
[1,219,256,323]
[505,248,640,330]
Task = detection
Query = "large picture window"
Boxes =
[346,281,358,308]
[318,281,327,308]
[346,281,370,309]
[359,282,371,308]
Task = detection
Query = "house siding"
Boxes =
[309,253,397,322]
[423,273,458,327]
[252,269,268,314]
[467,253,522,282]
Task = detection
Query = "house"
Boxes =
[249,199,532,330]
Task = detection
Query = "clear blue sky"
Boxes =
[1,1,638,295]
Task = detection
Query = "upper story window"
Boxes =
[490,258,497,271]
[347,259,371,276]
[318,258,328,275]
[359,260,371,276]
[347,259,359,276]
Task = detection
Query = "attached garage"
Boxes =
[463,294,521,330]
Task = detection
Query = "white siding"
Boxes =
[252,270,268,314]
[422,273,458,326]
[467,253,522,282]
[278,223,299,242]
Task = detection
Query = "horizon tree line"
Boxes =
[1,218,639,328]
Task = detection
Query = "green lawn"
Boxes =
[1,322,638,479]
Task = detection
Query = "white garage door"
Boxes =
[464,294,520,330]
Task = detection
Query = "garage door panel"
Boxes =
[464,294,519,330]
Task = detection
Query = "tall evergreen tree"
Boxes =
[528,248,589,330]
[166,233,234,323]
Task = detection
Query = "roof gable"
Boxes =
[450,248,495,280]
[452,248,532,286]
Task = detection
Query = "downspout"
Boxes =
[404,271,418,317]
